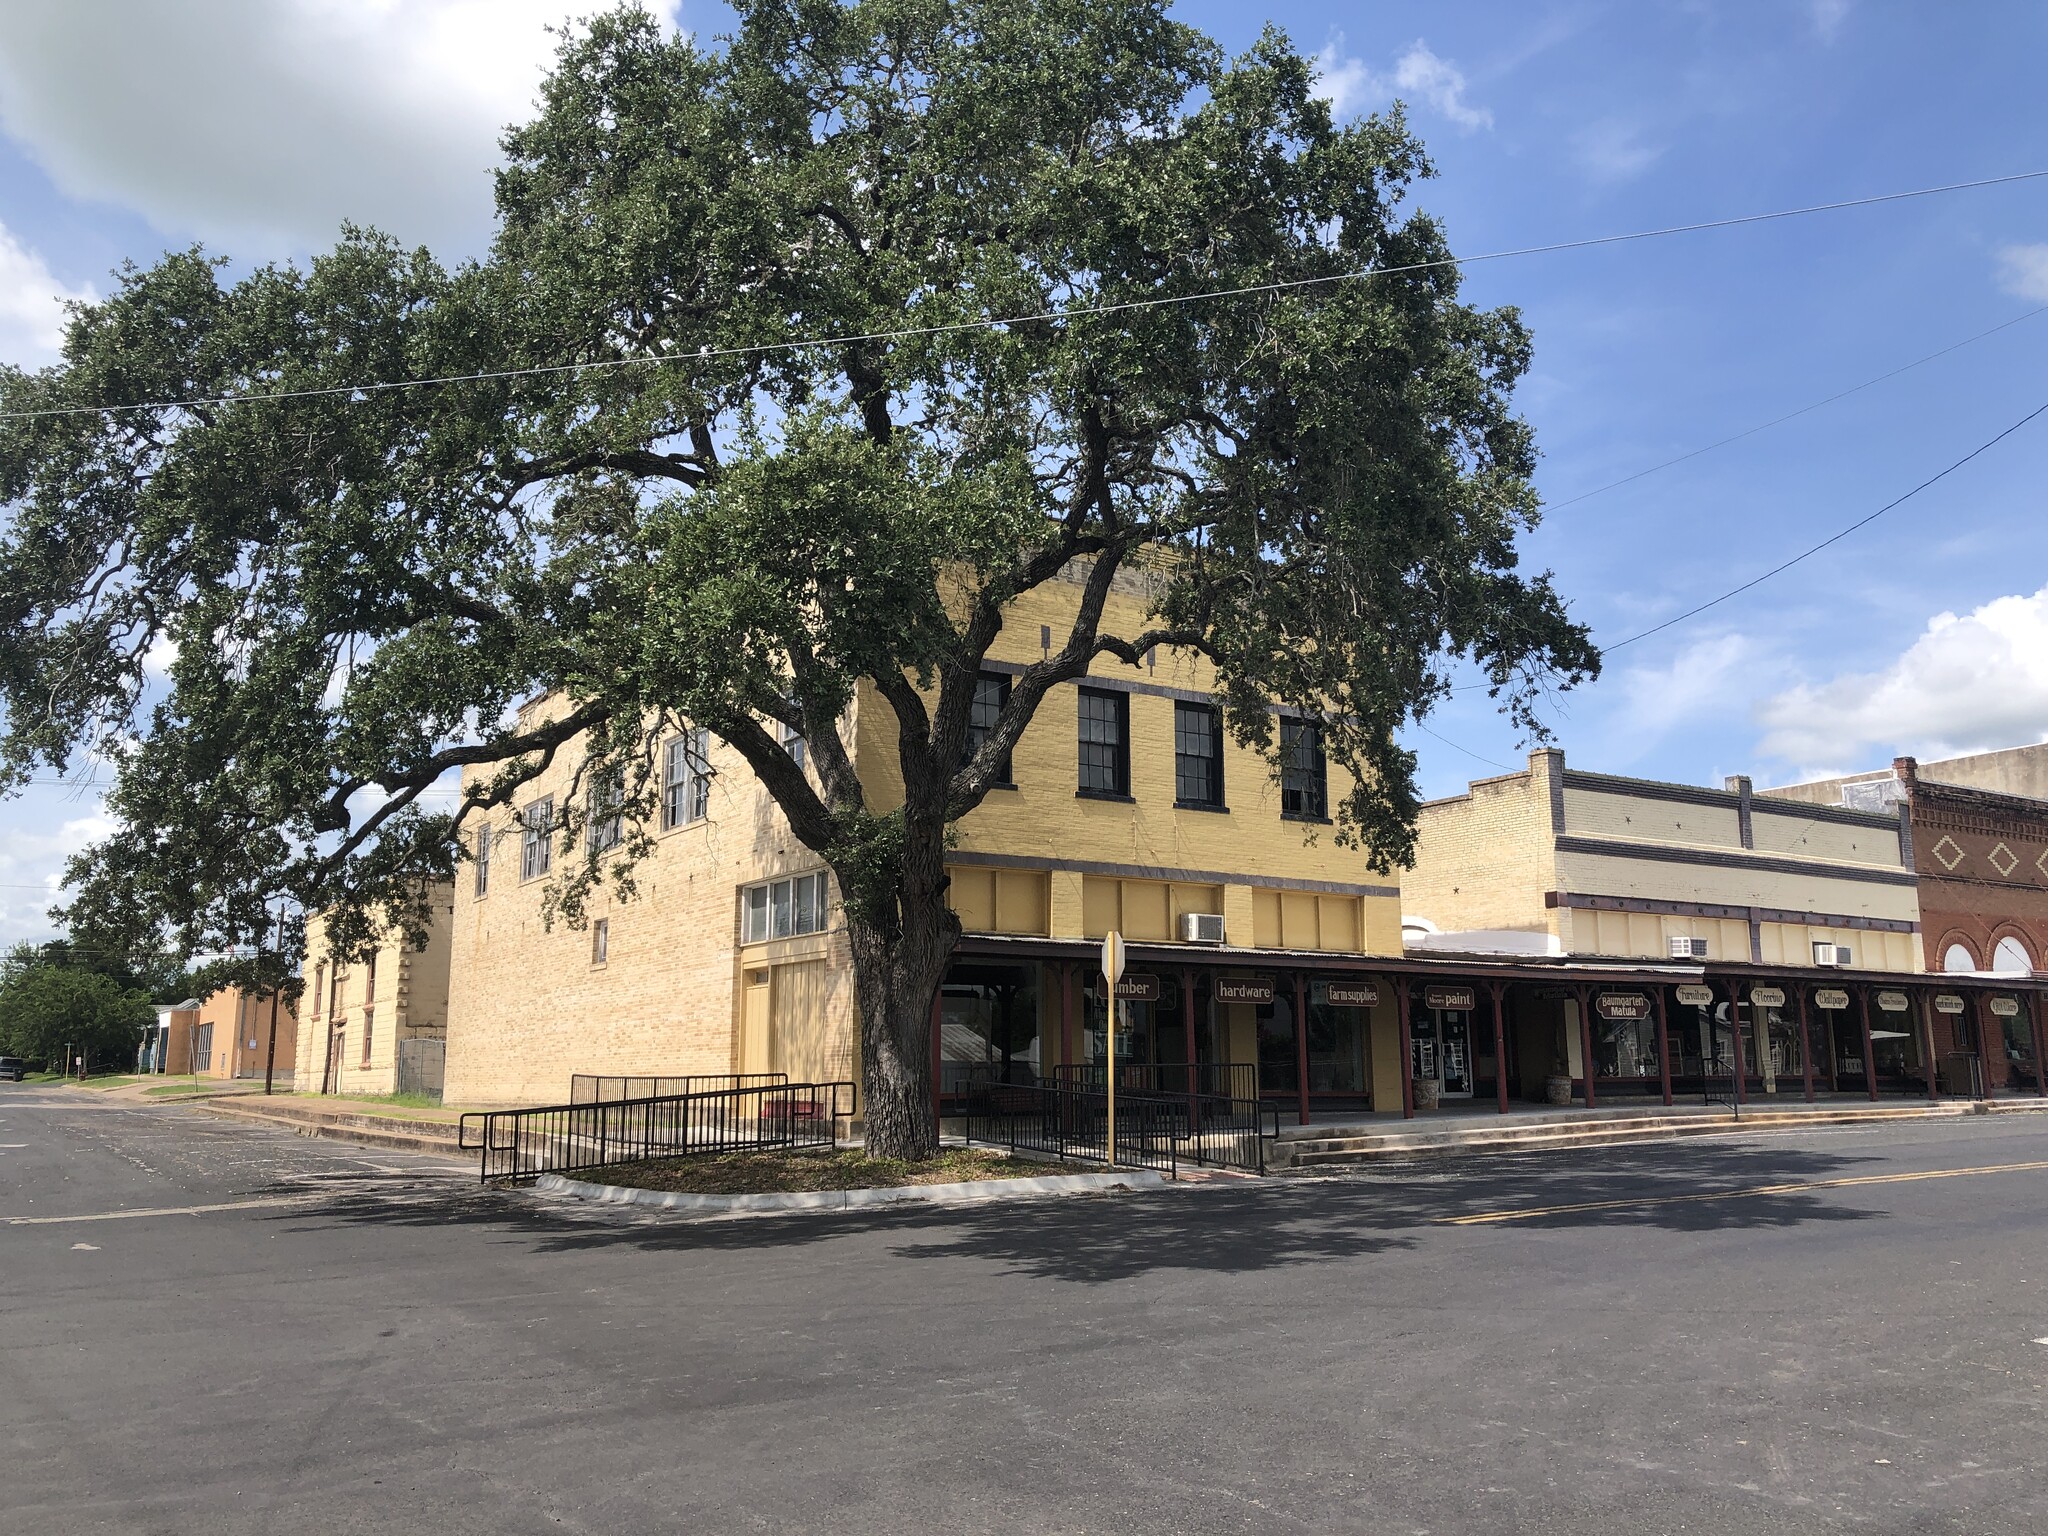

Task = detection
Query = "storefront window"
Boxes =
[1255,991,1297,1095]
[1997,998,2036,1081]
[1305,991,1368,1094]
[939,963,1040,1093]
[1757,1004,1805,1087]
[1591,1014,1659,1079]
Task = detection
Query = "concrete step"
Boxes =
[195,1099,466,1158]
[1274,1101,2012,1169]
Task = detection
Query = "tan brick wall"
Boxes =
[1404,753,1560,940]
[1563,786,1742,849]
[298,890,455,1096]
[187,987,297,1081]
[1749,803,1904,865]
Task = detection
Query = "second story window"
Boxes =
[780,717,806,772]
[965,672,1013,784]
[473,824,492,897]
[1280,717,1328,820]
[740,870,831,944]
[1174,701,1224,808]
[311,963,326,1019]
[1077,686,1129,797]
[662,729,711,829]
[586,771,623,854]
[521,797,554,880]
[364,951,377,1003]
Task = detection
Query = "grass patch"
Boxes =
[579,1147,1047,1196]
[276,1091,451,1114]
[143,1080,244,1098]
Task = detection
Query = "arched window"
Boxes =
[1941,942,1977,973]
[1992,935,2034,974]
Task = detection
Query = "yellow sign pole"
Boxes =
[1101,931,1125,1171]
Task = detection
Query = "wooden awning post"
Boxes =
[1574,986,1598,1110]
[1727,984,1748,1107]
[1797,985,1815,1104]
[1653,986,1673,1108]
[1920,990,1940,1102]
[1489,980,1510,1114]
[1396,984,1415,1120]
[1856,985,1878,1103]
[1293,972,1311,1126]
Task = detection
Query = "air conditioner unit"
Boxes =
[1812,942,1852,967]
[1669,936,1709,959]
[1180,912,1226,945]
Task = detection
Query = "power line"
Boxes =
[1547,303,2048,513]
[1413,721,1517,772]
[1606,394,2048,652]
[5,169,2044,425]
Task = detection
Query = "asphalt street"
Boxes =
[5,1084,2048,1535]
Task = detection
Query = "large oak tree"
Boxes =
[0,0,1595,1156]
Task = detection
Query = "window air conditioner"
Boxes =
[1180,912,1226,945]
[1669,936,1709,959]
[1812,942,1852,967]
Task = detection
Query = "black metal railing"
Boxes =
[569,1072,787,1105]
[1701,1053,1740,1118]
[460,1080,855,1185]
[1049,1060,1262,1106]
[958,1072,1277,1176]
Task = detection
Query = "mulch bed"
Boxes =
[576,1147,1047,1196]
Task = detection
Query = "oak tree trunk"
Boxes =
[845,827,958,1162]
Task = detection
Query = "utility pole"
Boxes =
[263,905,286,1095]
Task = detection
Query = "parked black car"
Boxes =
[0,1056,25,1082]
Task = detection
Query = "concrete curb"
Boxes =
[535,1167,1167,1215]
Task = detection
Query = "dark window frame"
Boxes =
[1280,716,1330,821]
[520,797,554,881]
[662,729,711,830]
[1076,686,1131,798]
[473,824,492,897]
[965,672,1015,786]
[1173,700,1225,809]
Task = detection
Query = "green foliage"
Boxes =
[0,0,1594,991]
[0,947,154,1067]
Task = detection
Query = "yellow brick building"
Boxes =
[297,888,456,1099]
[442,564,1409,1110]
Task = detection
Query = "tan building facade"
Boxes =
[1406,748,1921,973]
[443,564,1407,1110]
[157,986,297,1081]
[298,888,456,1098]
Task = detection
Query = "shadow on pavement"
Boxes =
[261,1135,1895,1281]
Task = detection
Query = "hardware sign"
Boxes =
[1215,977,1275,1005]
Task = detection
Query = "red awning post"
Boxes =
[1292,973,1311,1126]
[1855,985,1878,1102]
[1797,986,1815,1104]
[1653,986,1673,1108]
[1059,962,1074,1073]
[2032,993,2047,1098]
[1919,990,1940,1102]
[1489,980,1510,1114]
[929,986,944,1132]
[1574,985,1598,1110]
[1396,984,1415,1119]
[1974,991,1996,1099]
[1726,983,1748,1106]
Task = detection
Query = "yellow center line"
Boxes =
[2,1195,321,1227]
[1439,1158,2048,1226]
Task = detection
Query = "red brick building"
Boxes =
[1764,750,2047,1093]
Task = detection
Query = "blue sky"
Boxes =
[1,0,2046,946]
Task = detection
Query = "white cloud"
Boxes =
[1572,118,1663,183]
[0,220,91,366]
[1995,243,2048,303]
[1811,0,1855,42]
[1619,631,1760,739]
[0,802,113,949]
[1316,38,1492,132]
[1756,585,2048,769]
[0,1,683,257]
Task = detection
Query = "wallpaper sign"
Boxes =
[1814,989,1851,1012]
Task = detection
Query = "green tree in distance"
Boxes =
[0,1,1596,1157]
[0,946,154,1072]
